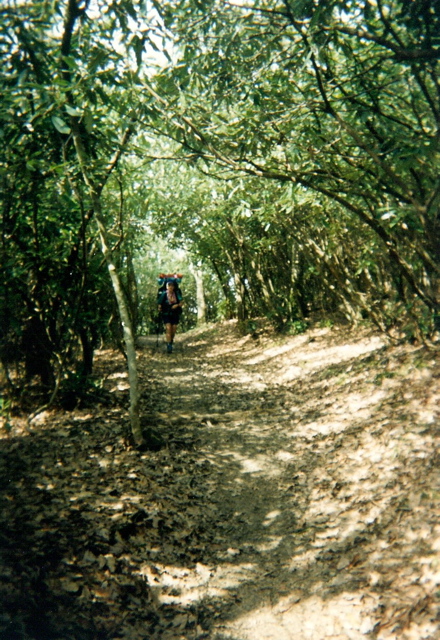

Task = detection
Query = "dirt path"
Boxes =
[1,321,439,640]
[139,323,440,640]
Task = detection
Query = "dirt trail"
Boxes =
[140,322,440,640]
[1,321,439,640]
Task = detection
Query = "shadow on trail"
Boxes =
[1,330,438,639]
[142,332,439,639]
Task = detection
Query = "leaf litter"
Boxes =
[0,321,439,640]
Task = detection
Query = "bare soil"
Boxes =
[1,321,439,640]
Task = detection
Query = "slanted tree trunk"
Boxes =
[210,259,235,318]
[58,0,143,445]
[70,123,143,446]
[125,244,140,333]
[95,210,142,445]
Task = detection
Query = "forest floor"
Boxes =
[1,321,440,640]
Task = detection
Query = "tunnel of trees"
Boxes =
[1,0,439,438]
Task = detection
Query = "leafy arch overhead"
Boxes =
[0,0,439,420]
[148,0,439,331]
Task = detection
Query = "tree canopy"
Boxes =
[1,0,439,414]
[146,0,440,331]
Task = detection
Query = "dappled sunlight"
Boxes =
[288,388,387,441]
[243,331,382,365]
[207,369,260,386]
[0,415,30,439]
[139,561,258,605]
[255,535,284,552]
[144,332,439,636]
[286,548,319,572]
[186,339,210,348]
[222,591,378,640]
[274,450,295,462]
[276,337,384,383]
[244,335,311,365]
[2,324,438,639]
[315,507,372,543]
[302,421,438,545]
[217,449,284,477]
[206,333,255,358]
[108,371,130,392]
[263,509,282,525]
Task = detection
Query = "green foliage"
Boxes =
[58,371,105,410]
[0,0,159,402]
[238,320,258,336]
[138,0,440,337]
[286,320,309,336]
[2,0,440,414]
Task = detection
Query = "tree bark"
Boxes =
[210,259,234,318]
[192,264,207,325]
[70,122,143,446]
[58,0,142,444]
[95,210,142,445]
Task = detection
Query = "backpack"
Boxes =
[157,273,183,303]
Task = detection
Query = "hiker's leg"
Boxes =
[165,323,173,344]
[165,324,178,352]
[165,323,176,352]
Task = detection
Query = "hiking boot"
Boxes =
[167,343,173,353]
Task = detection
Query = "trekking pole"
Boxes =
[156,313,162,348]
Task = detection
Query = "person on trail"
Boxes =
[158,280,183,353]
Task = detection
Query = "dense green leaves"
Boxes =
[140,0,440,334]
[0,0,157,404]
[1,0,440,409]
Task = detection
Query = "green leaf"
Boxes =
[65,105,82,117]
[51,116,71,134]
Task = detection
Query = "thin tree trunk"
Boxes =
[226,249,246,321]
[71,124,143,446]
[59,0,143,445]
[210,259,235,318]
[192,265,207,325]
[95,210,142,445]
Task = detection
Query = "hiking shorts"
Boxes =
[162,309,182,326]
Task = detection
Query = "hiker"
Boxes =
[158,279,183,353]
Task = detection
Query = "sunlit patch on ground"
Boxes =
[1,324,439,640]
[139,561,258,605]
[221,591,378,640]
[244,333,384,378]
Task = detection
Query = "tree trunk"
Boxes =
[226,249,246,320]
[71,125,143,446]
[211,259,235,318]
[55,0,143,444]
[97,215,142,445]
[234,271,246,321]
[192,265,207,325]
[125,246,140,333]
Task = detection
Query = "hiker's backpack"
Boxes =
[157,273,183,303]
